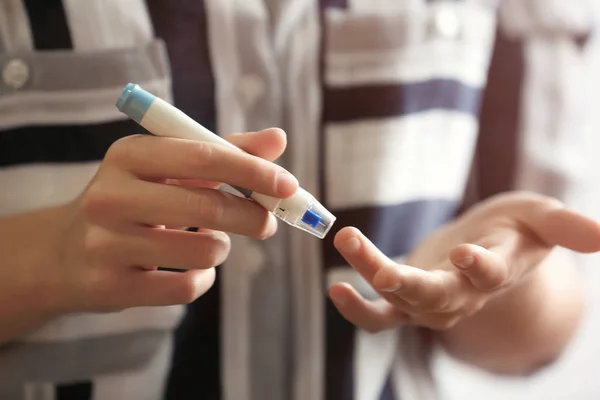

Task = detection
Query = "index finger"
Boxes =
[334,227,391,282]
[105,134,299,199]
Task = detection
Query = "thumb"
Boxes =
[225,128,287,162]
[504,193,600,253]
[536,207,600,253]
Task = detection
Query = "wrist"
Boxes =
[0,204,74,342]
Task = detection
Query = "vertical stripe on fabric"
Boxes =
[325,299,356,400]
[146,0,216,132]
[23,0,73,50]
[0,0,34,52]
[145,1,221,399]
[379,374,395,400]
[319,2,357,398]
[461,24,524,209]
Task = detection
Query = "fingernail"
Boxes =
[380,281,402,293]
[339,237,361,254]
[276,171,299,197]
[455,256,474,269]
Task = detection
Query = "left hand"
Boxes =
[329,192,600,332]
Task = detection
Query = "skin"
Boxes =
[330,192,600,375]
[0,128,296,344]
[1,127,596,376]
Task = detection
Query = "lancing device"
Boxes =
[116,83,336,239]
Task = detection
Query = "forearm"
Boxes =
[0,205,70,344]
[438,248,584,375]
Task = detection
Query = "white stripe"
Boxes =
[0,162,100,217]
[325,111,478,210]
[348,0,422,12]
[284,1,326,399]
[355,329,398,400]
[326,42,490,88]
[0,78,171,130]
[23,306,184,342]
[0,0,33,52]
[325,4,495,88]
[205,0,251,399]
[63,0,154,51]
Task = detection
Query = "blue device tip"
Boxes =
[301,209,322,228]
[115,83,156,124]
[116,83,137,112]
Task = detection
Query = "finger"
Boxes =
[371,264,460,311]
[88,179,278,240]
[450,243,509,291]
[539,207,600,253]
[225,128,287,162]
[124,268,217,307]
[334,227,391,283]
[106,134,298,198]
[118,227,231,270]
[164,129,287,189]
[329,283,407,333]
[488,192,600,253]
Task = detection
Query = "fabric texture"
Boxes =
[0,0,596,399]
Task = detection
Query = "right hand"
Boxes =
[46,128,297,313]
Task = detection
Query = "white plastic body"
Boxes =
[140,97,317,228]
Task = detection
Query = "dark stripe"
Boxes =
[164,276,221,400]
[56,381,92,400]
[323,80,482,123]
[321,0,348,8]
[0,120,143,167]
[325,298,355,400]
[461,24,524,211]
[23,0,73,50]
[379,374,395,400]
[146,0,216,132]
[147,2,221,399]
[323,200,459,268]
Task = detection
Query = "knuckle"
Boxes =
[431,316,460,331]
[188,191,226,224]
[104,134,142,166]
[363,324,384,334]
[177,278,203,304]
[177,271,216,304]
[249,163,275,194]
[432,293,451,312]
[185,141,215,171]
[82,269,122,310]
[487,268,508,289]
[201,234,231,268]
[254,213,277,240]
[424,275,450,311]
[83,227,116,264]
[462,300,485,317]
[80,182,121,221]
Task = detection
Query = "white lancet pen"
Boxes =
[116,83,336,239]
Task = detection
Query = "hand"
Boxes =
[329,192,600,332]
[34,128,297,314]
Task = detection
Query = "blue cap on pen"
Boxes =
[116,83,156,123]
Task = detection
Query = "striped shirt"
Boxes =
[0,1,598,399]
